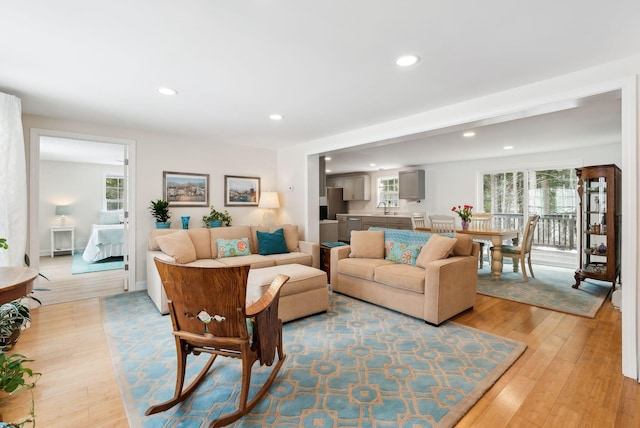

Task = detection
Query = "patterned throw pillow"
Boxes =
[385,241,422,266]
[217,238,251,258]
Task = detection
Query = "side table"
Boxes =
[50,226,75,257]
[319,245,331,284]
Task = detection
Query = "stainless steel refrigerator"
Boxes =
[322,187,347,220]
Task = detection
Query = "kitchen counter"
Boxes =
[335,213,414,240]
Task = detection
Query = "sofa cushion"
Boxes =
[250,226,270,254]
[148,229,178,250]
[349,230,385,259]
[268,252,313,267]
[374,264,425,293]
[385,242,422,266]
[186,228,213,259]
[452,233,474,256]
[155,230,197,264]
[416,234,457,268]
[217,238,251,257]
[216,254,276,269]
[273,224,300,252]
[338,258,395,281]
[257,228,290,255]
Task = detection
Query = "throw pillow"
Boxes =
[217,238,251,258]
[97,210,120,225]
[155,231,197,264]
[415,234,457,268]
[349,230,384,259]
[257,228,290,255]
[385,241,422,266]
[452,233,474,256]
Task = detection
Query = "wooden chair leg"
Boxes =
[520,254,528,281]
[528,254,535,278]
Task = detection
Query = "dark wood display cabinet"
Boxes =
[574,164,621,289]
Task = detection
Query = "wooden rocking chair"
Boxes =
[146,259,290,427]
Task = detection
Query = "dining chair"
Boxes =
[147,259,290,427]
[411,212,427,229]
[429,215,456,233]
[470,213,493,268]
[492,214,540,281]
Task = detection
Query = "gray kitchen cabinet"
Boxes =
[399,169,425,200]
[343,175,371,201]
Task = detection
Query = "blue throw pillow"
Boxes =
[217,238,251,258]
[385,241,422,266]
[257,228,290,255]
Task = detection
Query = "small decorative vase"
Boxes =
[461,220,470,230]
[209,220,223,228]
[181,216,190,229]
[156,221,171,229]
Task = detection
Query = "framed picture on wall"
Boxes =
[224,175,260,206]
[163,171,209,207]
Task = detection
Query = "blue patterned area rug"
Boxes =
[102,291,526,428]
[477,264,612,318]
[70,254,123,275]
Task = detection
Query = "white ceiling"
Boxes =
[3,1,638,168]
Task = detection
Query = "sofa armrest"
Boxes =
[146,251,176,314]
[330,245,351,286]
[299,240,320,268]
[423,255,478,325]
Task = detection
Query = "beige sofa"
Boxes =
[147,224,321,316]
[330,228,479,326]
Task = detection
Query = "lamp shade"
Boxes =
[55,205,71,216]
[258,192,280,209]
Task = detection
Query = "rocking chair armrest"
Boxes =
[246,274,290,317]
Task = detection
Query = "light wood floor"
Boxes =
[3,275,640,427]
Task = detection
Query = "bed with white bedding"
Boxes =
[82,223,125,262]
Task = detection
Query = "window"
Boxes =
[377,176,399,207]
[482,168,577,251]
[104,174,124,211]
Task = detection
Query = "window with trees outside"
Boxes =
[482,168,577,253]
[104,174,124,211]
[377,176,399,207]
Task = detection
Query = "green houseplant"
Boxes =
[0,300,31,352]
[149,199,171,228]
[202,206,232,227]
[0,352,41,427]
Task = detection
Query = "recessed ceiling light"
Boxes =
[463,131,476,137]
[504,145,514,150]
[395,55,420,67]
[325,157,331,161]
[325,169,331,173]
[369,163,376,167]
[269,114,284,121]
[157,87,177,95]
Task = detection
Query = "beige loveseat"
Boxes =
[147,224,321,315]
[330,228,479,326]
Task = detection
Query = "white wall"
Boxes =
[39,160,122,254]
[23,114,279,288]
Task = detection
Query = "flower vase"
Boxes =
[461,220,470,230]
[181,216,190,229]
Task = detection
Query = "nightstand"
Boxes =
[50,226,75,257]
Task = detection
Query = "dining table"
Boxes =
[417,227,520,280]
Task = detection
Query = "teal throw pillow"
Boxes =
[257,228,290,255]
[385,241,422,266]
[217,238,251,258]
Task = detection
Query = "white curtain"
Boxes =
[0,93,27,267]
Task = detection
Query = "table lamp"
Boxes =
[55,205,72,226]
[258,192,280,226]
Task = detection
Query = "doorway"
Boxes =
[28,129,136,305]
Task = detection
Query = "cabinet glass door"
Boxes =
[582,176,607,275]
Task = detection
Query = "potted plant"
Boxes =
[202,206,232,227]
[149,199,171,228]
[0,299,32,352]
[0,352,41,427]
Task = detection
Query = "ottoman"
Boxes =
[248,264,329,322]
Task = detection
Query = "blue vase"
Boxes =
[156,222,171,229]
[181,216,190,229]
